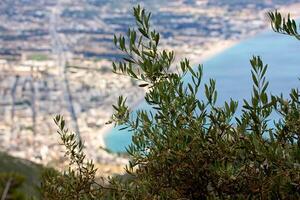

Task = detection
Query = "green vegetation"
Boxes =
[0,172,27,200]
[269,10,300,40]
[40,6,300,199]
[28,54,49,61]
[0,152,42,199]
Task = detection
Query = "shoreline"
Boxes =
[2,2,300,166]
[100,3,300,150]
[99,38,242,149]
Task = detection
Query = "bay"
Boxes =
[105,30,300,152]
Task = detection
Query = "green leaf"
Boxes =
[139,83,149,87]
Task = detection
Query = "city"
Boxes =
[0,0,299,173]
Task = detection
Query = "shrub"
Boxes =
[41,6,300,199]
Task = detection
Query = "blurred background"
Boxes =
[0,0,300,175]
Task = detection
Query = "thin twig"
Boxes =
[1,177,12,200]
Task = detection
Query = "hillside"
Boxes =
[0,152,42,199]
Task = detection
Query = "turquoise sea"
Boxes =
[104,30,300,152]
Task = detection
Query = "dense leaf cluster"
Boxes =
[41,7,300,199]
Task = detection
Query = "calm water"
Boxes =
[104,30,300,152]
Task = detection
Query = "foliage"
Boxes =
[0,173,27,200]
[269,10,300,40]
[0,152,42,199]
[41,115,100,199]
[41,116,136,199]
[41,6,300,199]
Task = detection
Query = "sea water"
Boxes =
[104,30,300,152]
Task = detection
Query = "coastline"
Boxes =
[52,1,300,172]
[101,3,300,151]
[100,38,241,148]
[2,1,300,167]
